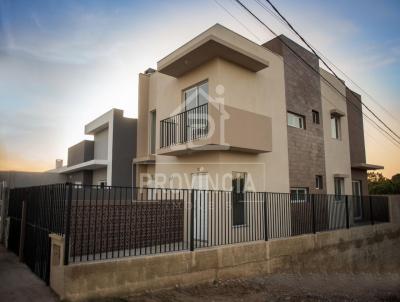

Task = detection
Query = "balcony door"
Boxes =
[183,82,208,141]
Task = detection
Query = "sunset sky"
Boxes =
[0,0,399,177]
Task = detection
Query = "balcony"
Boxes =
[158,103,273,156]
[160,103,209,148]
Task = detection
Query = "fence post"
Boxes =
[345,195,350,229]
[369,196,374,225]
[311,194,316,234]
[190,189,195,251]
[264,192,268,241]
[64,183,73,265]
[19,199,27,262]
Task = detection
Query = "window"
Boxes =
[287,112,305,129]
[232,172,246,226]
[334,177,344,201]
[331,115,341,139]
[352,180,362,196]
[98,180,107,187]
[315,175,323,190]
[183,81,208,110]
[312,110,320,124]
[150,110,156,154]
[290,187,308,202]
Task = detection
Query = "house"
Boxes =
[53,109,137,187]
[133,23,382,198]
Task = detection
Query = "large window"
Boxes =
[334,177,345,201]
[232,172,246,226]
[331,115,341,139]
[290,187,308,202]
[150,110,156,154]
[287,112,305,129]
[183,81,208,110]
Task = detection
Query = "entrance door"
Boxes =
[352,180,362,220]
[192,173,208,242]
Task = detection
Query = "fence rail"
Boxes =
[7,184,390,269]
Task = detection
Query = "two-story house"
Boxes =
[133,24,382,200]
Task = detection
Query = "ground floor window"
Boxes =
[290,187,308,202]
[232,172,246,226]
[334,177,345,201]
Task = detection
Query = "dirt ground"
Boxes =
[100,273,400,302]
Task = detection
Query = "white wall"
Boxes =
[94,129,109,160]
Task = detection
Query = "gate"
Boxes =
[7,184,67,284]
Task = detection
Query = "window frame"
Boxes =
[312,110,320,124]
[287,111,306,129]
[182,80,209,111]
[290,187,309,203]
[315,175,323,190]
[330,114,341,139]
[334,177,345,201]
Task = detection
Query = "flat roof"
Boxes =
[352,163,384,170]
[157,24,269,78]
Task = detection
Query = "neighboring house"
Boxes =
[0,171,66,188]
[52,109,137,187]
[134,24,382,198]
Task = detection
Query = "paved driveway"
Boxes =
[0,245,59,302]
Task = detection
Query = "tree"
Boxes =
[368,172,400,194]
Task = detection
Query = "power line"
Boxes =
[262,0,400,142]
[233,0,400,148]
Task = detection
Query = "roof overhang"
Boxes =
[58,160,108,174]
[352,163,384,170]
[330,109,346,117]
[157,24,269,78]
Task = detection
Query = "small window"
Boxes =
[150,110,156,154]
[287,112,305,129]
[334,177,344,201]
[331,115,341,139]
[312,110,320,124]
[315,175,323,190]
[290,187,308,203]
[232,172,246,226]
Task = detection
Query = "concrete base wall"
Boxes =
[51,222,400,301]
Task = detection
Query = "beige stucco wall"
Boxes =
[320,69,352,195]
[51,223,400,301]
[138,48,289,193]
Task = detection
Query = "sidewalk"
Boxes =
[0,245,59,302]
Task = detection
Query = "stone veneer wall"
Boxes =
[263,36,326,194]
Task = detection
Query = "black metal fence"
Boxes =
[7,184,390,271]
[160,103,208,148]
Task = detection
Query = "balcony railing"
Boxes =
[160,103,208,148]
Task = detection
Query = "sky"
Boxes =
[0,0,399,177]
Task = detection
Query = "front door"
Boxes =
[192,173,208,242]
[352,180,362,220]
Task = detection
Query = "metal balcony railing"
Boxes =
[160,103,208,148]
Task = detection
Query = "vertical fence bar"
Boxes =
[190,189,195,251]
[345,195,350,229]
[311,194,316,234]
[369,196,374,225]
[64,183,72,265]
[264,192,268,241]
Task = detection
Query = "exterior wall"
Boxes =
[0,171,66,188]
[111,116,137,187]
[263,36,326,194]
[67,140,94,167]
[140,51,290,193]
[50,223,400,301]
[94,129,109,160]
[136,74,151,160]
[66,171,92,185]
[320,69,352,195]
[92,168,107,185]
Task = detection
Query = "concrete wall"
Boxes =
[50,222,400,301]
[0,171,66,188]
[94,129,109,160]
[67,140,94,167]
[66,171,92,185]
[320,69,352,195]
[263,36,326,194]
[92,168,107,185]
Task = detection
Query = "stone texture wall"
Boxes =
[55,223,400,301]
[263,36,326,194]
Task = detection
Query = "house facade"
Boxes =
[53,109,137,187]
[134,24,382,198]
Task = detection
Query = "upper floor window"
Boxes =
[287,112,305,129]
[183,81,208,110]
[331,114,341,139]
[312,110,320,124]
